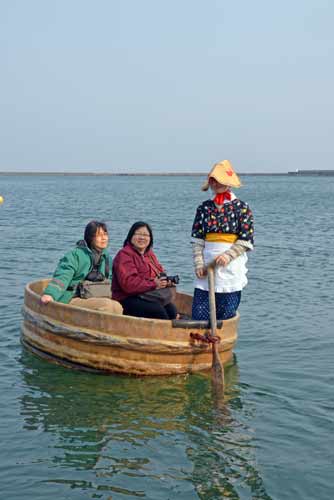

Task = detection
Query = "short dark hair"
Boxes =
[84,221,108,249]
[123,221,153,251]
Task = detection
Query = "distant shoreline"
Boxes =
[0,171,285,176]
[0,170,334,176]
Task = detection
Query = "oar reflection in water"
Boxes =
[183,366,273,500]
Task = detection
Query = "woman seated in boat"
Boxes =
[41,220,123,313]
[112,221,178,320]
[191,160,254,320]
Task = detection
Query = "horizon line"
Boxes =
[0,171,293,176]
[0,170,334,176]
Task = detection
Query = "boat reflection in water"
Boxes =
[19,351,271,499]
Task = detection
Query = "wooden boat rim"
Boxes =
[25,279,238,329]
[25,279,172,326]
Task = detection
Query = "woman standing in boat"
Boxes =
[191,160,254,320]
[41,220,123,313]
[112,221,178,320]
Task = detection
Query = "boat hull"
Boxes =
[22,280,239,375]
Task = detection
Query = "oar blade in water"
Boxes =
[212,342,224,394]
[208,267,225,397]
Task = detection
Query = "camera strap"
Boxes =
[73,253,111,298]
[147,255,162,277]
[104,256,110,278]
[85,252,110,282]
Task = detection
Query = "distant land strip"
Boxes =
[288,169,334,175]
[0,171,285,176]
[0,170,334,176]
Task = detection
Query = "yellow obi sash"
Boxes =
[205,233,238,243]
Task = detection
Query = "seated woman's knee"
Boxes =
[70,296,123,313]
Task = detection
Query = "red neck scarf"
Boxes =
[213,190,231,205]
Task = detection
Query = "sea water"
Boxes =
[0,174,333,499]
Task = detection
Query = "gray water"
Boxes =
[0,174,333,499]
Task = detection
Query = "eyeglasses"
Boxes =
[134,232,150,238]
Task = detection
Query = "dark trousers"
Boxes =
[192,288,241,320]
[121,296,177,320]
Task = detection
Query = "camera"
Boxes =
[86,270,105,282]
[159,273,180,285]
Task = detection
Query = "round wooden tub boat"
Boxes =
[21,280,239,376]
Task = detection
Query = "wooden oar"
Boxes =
[207,263,224,397]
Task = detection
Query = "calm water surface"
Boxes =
[0,175,333,499]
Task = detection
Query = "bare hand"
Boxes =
[154,277,168,289]
[41,294,54,304]
[215,254,230,267]
[195,267,207,279]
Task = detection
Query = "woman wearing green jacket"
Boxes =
[41,221,123,313]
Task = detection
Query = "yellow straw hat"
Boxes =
[201,160,242,191]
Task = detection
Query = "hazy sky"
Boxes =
[1,0,333,173]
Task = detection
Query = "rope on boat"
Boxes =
[189,332,220,344]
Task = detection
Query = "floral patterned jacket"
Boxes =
[191,198,254,247]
